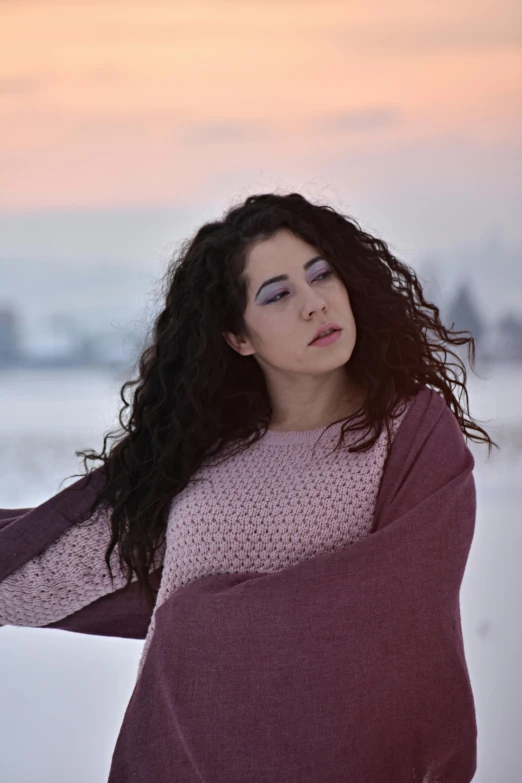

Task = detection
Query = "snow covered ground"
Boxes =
[0,363,520,782]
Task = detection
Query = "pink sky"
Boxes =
[0,1,519,205]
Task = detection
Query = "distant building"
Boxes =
[85,329,144,369]
[22,313,88,367]
[0,306,20,365]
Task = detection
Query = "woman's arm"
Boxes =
[42,564,162,639]
[0,469,162,639]
[0,507,137,627]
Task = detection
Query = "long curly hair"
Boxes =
[64,191,498,611]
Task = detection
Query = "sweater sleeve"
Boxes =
[0,506,137,628]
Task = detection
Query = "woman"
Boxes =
[0,192,497,781]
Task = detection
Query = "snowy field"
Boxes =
[0,363,520,782]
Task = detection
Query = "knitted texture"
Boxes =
[0,399,413,675]
[0,504,136,627]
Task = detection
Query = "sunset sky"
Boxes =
[0,0,520,302]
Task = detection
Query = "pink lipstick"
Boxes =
[309,329,342,347]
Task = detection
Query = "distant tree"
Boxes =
[445,279,485,345]
[494,313,522,361]
[443,279,487,365]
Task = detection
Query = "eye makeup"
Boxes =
[255,257,333,305]
[263,269,333,305]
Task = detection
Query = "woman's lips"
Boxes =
[309,322,342,344]
[309,329,342,347]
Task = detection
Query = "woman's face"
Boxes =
[222,228,357,378]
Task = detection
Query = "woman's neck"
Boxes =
[267,384,366,433]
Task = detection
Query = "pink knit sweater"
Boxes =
[0,400,413,677]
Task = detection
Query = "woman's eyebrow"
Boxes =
[254,256,324,299]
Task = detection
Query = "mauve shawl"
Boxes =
[0,385,478,782]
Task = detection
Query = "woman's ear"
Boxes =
[221,331,255,357]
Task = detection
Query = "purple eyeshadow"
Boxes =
[261,267,332,305]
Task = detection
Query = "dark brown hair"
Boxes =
[64,191,498,610]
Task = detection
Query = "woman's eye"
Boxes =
[314,270,333,282]
[266,291,289,304]
[265,270,333,305]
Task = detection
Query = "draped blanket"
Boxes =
[0,385,478,782]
